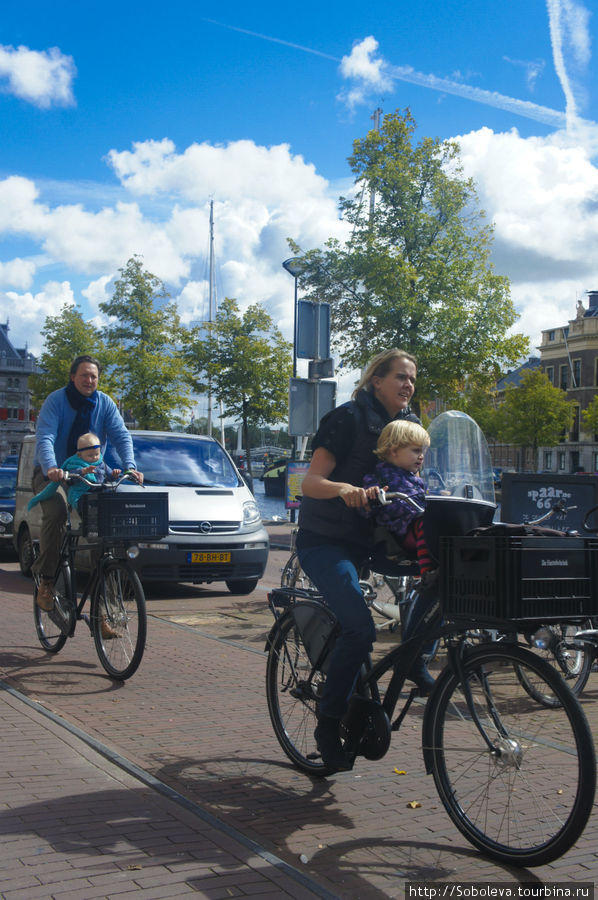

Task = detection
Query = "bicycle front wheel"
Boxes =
[92,560,147,680]
[517,621,593,707]
[266,607,336,776]
[425,642,595,867]
[33,565,71,653]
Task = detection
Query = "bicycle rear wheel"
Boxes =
[266,604,337,776]
[91,560,147,680]
[517,621,593,707]
[425,642,595,867]
[33,565,71,653]
[280,552,316,590]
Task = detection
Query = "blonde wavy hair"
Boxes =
[351,348,418,400]
[375,419,430,462]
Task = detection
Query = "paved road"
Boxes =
[1,539,597,898]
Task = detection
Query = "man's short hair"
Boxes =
[70,355,102,377]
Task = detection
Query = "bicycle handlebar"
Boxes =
[371,489,425,515]
[62,469,142,489]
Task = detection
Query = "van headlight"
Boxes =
[243,500,261,526]
[0,512,13,524]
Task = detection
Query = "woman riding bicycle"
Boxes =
[296,348,435,772]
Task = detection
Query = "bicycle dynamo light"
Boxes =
[126,544,140,560]
[531,625,554,650]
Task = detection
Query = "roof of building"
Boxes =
[495,356,541,392]
[0,322,36,363]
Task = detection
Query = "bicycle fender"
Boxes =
[264,608,295,652]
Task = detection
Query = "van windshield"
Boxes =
[0,468,16,498]
[105,435,240,488]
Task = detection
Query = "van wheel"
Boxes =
[18,526,35,577]
[225,577,259,595]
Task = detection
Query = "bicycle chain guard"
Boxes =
[341,694,392,761]
[48,596,75,636]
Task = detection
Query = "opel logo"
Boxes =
[199,521,213,534]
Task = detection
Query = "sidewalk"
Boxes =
[1,556,597,898]
[0,684,328,900]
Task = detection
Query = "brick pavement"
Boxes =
[1,550,597,898]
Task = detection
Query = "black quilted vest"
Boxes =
[298,390,419,548]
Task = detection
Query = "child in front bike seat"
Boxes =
[362,420,437,691]
[362,420,433,576]
[28,432,121,513]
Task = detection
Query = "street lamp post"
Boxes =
[282,257,304,523]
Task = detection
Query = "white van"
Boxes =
[13,431,269,594]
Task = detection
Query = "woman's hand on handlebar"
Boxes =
[338,483,372,508]
[126,468,144,485]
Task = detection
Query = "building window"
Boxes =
[595,358,598,387]
[548,330,555,341]
[571,406,580,442]
[558,451,567,471]
[545,366,554,384]
[593,452,598,472]
[572,358,581,388]
[544,451,553,470]
[560,365,568,390]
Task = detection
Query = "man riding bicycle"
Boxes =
[32,355,143,612]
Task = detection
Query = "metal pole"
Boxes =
[290,275,298,522]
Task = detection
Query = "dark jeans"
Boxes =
[297,541,376,719]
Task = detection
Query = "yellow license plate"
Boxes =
[188,551,231,563]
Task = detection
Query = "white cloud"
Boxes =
[2,281,75,354]
[546,0,591,125]
[455,125,598,346]
[0,257,37,289]
[338,36,393,109]
[0,140,348,352]
[0,44,75,108]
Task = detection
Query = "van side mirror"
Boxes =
[242,473,254,494]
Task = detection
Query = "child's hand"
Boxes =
[111,468,122,477]
[80,465,96,474]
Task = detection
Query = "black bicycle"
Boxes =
[33,471,166,680]
[265,498,598,867]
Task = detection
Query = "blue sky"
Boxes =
[1,0,598,409]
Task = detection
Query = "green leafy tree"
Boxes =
[496,369,574,470]
[581,396,598,436]
[453,383,500,441]
[289,109,528,410]
[186,297,293,475]
[100,256,190,430]
[29,303,115,410]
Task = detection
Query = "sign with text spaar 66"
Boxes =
[285,461,310,509]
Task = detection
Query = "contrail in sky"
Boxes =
[204,17,567,129]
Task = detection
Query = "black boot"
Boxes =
[314,716,353,772]
[406,656,435,695]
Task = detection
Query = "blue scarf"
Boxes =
[65,381,98,457]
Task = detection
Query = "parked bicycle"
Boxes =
[266,411,598,866]
[33,471,167,680]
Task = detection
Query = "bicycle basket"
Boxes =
[79,491,169,540]
[440,534,598,624]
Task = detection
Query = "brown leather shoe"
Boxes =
[36,580,55,612]
[100,616,119,640]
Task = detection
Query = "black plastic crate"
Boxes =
[440,535,598,624]
[79,491,169,540]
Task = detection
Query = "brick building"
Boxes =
[0,322,40,462]
[537,290,598,474]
